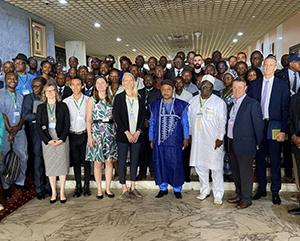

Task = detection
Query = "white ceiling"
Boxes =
[4,0,300,60]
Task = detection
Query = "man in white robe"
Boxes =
[189,74,227,206]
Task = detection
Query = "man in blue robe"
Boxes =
[149,79,189,199]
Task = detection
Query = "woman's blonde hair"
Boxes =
[122,72,138,99]
[41,83,61,102]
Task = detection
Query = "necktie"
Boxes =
[261,80,269,117]
[293,72,297,93]
[177,70,180,77]
[59,88,63,96]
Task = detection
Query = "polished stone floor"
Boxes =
[0,189,300,241]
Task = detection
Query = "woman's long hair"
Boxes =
[122,72,138,99]
[93,76,112,105]
[41,83,61,102]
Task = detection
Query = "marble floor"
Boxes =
[0,189,300,241]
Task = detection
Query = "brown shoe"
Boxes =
[285,176,295,183]
[236,200,252,209]
[136,175,146,181]
[227,196,241,204]
[290,192,300,201]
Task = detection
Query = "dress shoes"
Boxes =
[15,184,29,193]
[155,190,168,198]
[96,194,104,200]
[60,198,67,204]
[50,195,57,204]
[174,192,182,199]
[196,193,210,201]
[105,191,115,198]
[288,207,300,215]
[136,174,146,181]
[185,177,191,183]
[37,192,45,200]
[236,200,252,209]
[284,176,295,183]
[45,188,52,196]
[272,194,281,205]
[122,190,131,199]
[2,188,12,199]
[83,186,92,197]
[73,186,83,198]
[227,196,241,204]
[253,191,267,200]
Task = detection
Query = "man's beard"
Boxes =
[194,64,201,69]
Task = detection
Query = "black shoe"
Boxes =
[50,195,57,204]
[96,194,104,200]
[185,177,191,183]
[15,185,29,193]
[73,186,83,198]
[60,199,67,204]
[2,188,12,199]
[83,187,91,197]
[288,207,300,215]
[45,189,52,196]
[37,192,45,200]
[105,191,115,198]
[155,190,168,198]
[253,191,267,200]
[174,192,182,199]
[272,194,281,205]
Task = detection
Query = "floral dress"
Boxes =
[86,97,118,162]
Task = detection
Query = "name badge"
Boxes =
[77,115,84,121]
[49,122,56,129]
[197,112,203,118]
[22,89,30,95]
[129,113,136,119]
[13,110,20,124]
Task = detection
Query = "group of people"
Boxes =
[0,50,300,216]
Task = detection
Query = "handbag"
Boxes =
[1,144,20,185]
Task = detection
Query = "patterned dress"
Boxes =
[85,97,118,162]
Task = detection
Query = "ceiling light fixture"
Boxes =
[132,49,136,52]
[233,39,238,43]
[278,37,283,40]
[126,44,129,47]
[237,32,243,36]
[94,22,101,28]
[58,0,67,4]
[116,37,121,42]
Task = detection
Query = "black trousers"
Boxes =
[183,145,191,180]
[138,130,154,176]
[69,133,91,187]
[291,144,300,204]
[229,140,254,204]
[283,140,293,177]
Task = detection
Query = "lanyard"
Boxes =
[5,89,17,109]
[100,99,107,112]
[222,87,233,99]
[17,73,28,87]
[128,97,134,111]
[183,84,190,90]
[47,102,55,119]
[73,96,84,112]
[110,86,119,100]
[231,101,241,119]
[145,89,149,101]
[199,96,209,110]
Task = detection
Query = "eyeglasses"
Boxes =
[47,59,54,63]
[92,61,99,64]
[14,61,26,65]
[109,74,119,77]
[156,69,164,72]
[45,89,56,93]
[174,60,183,63]
[218,65,226,69]
[106,58,114,61]
[29,61,37,64]
[31,85,43,89]
[201,84,212,88]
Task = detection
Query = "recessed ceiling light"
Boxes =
[116,37,121,42]
[58,0,67,4]
[237,32,243,36]
[126,44,129,47]
[233,39,238,43]
[94,22,101,28]
[278,37,283,40]
[132,49,136,52]
[143,56,146,58]
[252,15,256,18]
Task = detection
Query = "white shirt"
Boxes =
[126,95,139,135]
[184,82,198,94]
[174,68,184,76]
[174,89,193,103]
[288,68,300,93]
[136,77,145,90]
[63,94,88,132]
[57,86,65,92]
[261,76,274,119]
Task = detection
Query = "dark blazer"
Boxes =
[21,93,41,122]
[230,95,264,156]
[247,76,290,133]
[36,101,70,144]
[113,91,145,143]
[288,93,300,138]
[138,87,162,119]
[165,66,190,80]
[275,68,300,91]
[0,80,3,89]
[60,86,73,100]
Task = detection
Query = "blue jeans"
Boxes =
[117,142,141,184]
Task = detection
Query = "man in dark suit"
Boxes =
[82,72,95,97]
[247,56,290,205]
[165,55,187,80]
[227,78,264,209]
[275,54,300,190]
[136,74,162,180]
[56,73,72,100]
[287,91,300,215]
